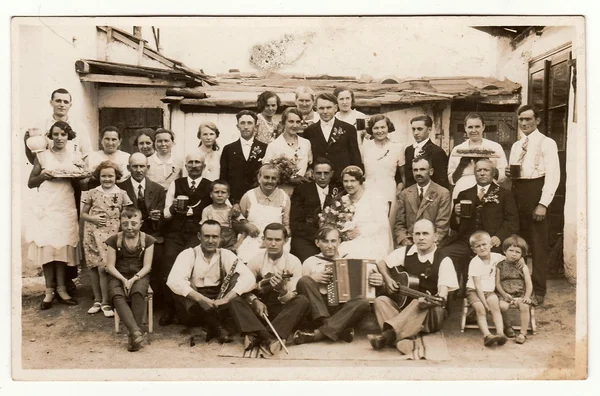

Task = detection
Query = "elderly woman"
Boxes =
[337,166,393,261]
[146,128,183,190]
[86,126,131,186]
[295,86,320,133]
[27,121,80,309]
[362,114,405,224]
[255,91,282,144]
[448,113,507,200]
[236,164,291,263]
[134,128,155,157]
[263,107,313,195]
[197,121,222,181]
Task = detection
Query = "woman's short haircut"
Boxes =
[366,114,395,135]
[121,206,142,219]
[257,91,282,113]
[236,110,258,122]
[93,160,123,181]
[333,87,356,108]
[341,165,365,184]
[281,107,303,125]
[410,115,433,128]
[316,225,341,241]
[502,234,529,257]
[197,121,220,151]
[464,112,485,126]
[47,120,76,140]
[469,230,491,246]
[316,92,338,105]
[263,222,289,239]
[134,128,155,146]
[153,128,176,143]
[210,179,230,193]
[101,125,121,140]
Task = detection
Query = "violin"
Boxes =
[257,270,293,292]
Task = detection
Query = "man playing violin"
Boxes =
[244,223,309,355]
[368,219,459,350]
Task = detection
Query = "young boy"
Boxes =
[201,180,245,251]
[465,230,507,347]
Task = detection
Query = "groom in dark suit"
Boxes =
[442,158,519,291]
[404,115,449,189]
[290,157,338,262]
[220,110,268,203]
[303,93,362,186]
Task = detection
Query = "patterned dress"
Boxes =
[497,259,538,305]
[82,186,132,268]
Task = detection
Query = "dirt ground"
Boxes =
[17,270,579,380]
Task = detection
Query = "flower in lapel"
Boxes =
[249,145,263,162]
[424,191,436,203]
[481,186,500,204]
[329,126,346,145]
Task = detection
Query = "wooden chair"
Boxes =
[114,286,154,339]
[460,297,536,334]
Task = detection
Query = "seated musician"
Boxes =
[166,220,257,343]
[368,219,458,350]
[293,225,383,345]
[243,223,309,355]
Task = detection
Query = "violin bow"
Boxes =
[262,313,289,355]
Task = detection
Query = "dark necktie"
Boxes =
[137,184,147,215]
[190,180,196,194]
[419,187,424,204]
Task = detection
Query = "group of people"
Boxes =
[23,85,560,354]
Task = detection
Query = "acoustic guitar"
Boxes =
[388,267,445,309]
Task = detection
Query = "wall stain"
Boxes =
[250,32,315,71]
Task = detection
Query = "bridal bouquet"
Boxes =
[318,195,356,241]
[268,155,300,185]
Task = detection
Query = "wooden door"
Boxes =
[99,108,163,154]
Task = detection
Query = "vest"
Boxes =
[403,248,446,295]
[168,177,211,233]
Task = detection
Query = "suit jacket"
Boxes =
[394,181,451,246]
[219,138,268,203]
[303,118,363,181]
[405,140,449,189]
[454,182,519,243]
[118,178,166,242]
[290,182,335,241]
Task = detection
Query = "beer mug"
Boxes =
[176,195,189,212]
[509,164,522,179]
[460,200,473,218]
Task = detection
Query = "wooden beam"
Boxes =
[137,41,144,66]
[79,74,186,87]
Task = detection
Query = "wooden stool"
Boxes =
[114,286,154,339]
[460,298,536,334]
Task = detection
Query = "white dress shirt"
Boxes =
[316,184,329,209]
[320,119,335,142]
[247,251,303,303]
[509,129,560,207]
[413,138,431,157]
[476,183,491,199]
[164,176,204,219]
[384,245,459,292]
[241,137,254,161]
[416,181,431,199]
[130,178,147,199]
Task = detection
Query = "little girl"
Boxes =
[201,179,245,252]
[81,160,133,317]
[106,207,155,352]
[496,234,536,344]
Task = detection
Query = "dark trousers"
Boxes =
[163,231,200,309]
[241,292,309,340]
[512,178,549,296]
[296,276,370,341]
[113,293,145,335]
[290,236,320,264]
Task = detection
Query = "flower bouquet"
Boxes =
[268,155,300,185]
[318,195,356,241]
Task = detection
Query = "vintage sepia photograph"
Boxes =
[10,14,587,382]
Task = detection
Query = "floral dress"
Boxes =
[82,186,133,268]
[497,260,538,305]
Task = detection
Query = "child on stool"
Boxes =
[105,207,155,352]
[81,161,133,318]
[465,230,507,347]
[496,234,536,344]
[201,180,246,252]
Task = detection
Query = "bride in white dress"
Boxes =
[362,114,405,225]
[337,166,393,261]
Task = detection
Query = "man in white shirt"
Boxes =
[161,150,213,325]
[244,223,309,355]
[506,105,561,304]
[368,219,458,351]
[167,220,257,343]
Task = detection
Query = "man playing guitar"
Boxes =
[368,219,459,350]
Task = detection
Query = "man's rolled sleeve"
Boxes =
[224,250,256,295]
[164,181,176,219]
[166,248,195,297]
[438,257,459,292]
[384,247,407,268]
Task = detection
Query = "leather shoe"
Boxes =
[263,338,283,356]
[504,326,516,338]
[217,327,233,344]
[293,330,315,345]
[367,334,386,350]
[40,299,53,310]
[339,328,355,343]
[55,294,78,306]
[497,334,508,346]
[127,331,144,352]
[536,295,545,305]
[244,334,259,351]
[484,334,503,346]
[159,310,175,326]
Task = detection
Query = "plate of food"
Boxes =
[452,148,500,158]
[46,165,92,179]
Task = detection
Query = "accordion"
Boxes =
[325,259,378,306]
